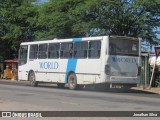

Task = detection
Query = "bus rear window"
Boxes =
[109,38,139,56]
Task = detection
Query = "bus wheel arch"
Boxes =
[67,72,77,90]
[28,70,38,87]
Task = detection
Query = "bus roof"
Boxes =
[20,36,104,45]
[20,36,138,46]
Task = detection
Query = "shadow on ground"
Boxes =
[34,82,158,94]
[0,79,158,94]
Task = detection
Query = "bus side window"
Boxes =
[88,41,101,58]
[38,44,48,59]
[60,43,73,58]
[48,43,60,59]
[29,45,38,59]
[68,43,73,58]
[74,42,88,58]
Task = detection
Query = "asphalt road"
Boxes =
[0,79,160,120]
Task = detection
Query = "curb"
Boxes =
[131,87,160,94]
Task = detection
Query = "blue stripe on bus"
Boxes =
[65,59,77,83]
[64,38,82,83]
[72,38,83,42]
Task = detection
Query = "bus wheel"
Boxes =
[57,83,65,88]
[68,73,77,90]
[29,72,38,87]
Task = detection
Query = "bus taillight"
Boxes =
[105,65,110,75]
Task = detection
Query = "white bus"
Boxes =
[18,36,141,90]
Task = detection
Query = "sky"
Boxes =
[40,0,48,2]
[33,0,48,4]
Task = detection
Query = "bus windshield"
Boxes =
[109,37,139,56]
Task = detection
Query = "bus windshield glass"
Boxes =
[109,37,139,56]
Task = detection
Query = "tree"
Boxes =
[0,0,38,59]
[0,0,160,59]
[34,0,160,43]
[72,0,160,41]
[34,0,87,40]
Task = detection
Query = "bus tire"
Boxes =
[68,73,77,90]
[57,83,65,88]
[29,72,38,87]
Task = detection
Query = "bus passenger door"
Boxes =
[18,45,28,80]
[18,64,28,80]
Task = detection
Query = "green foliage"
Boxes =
[0,0,38,59]
[34,0,160,41]
[0,0,160,59]
[34,0,86,40]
